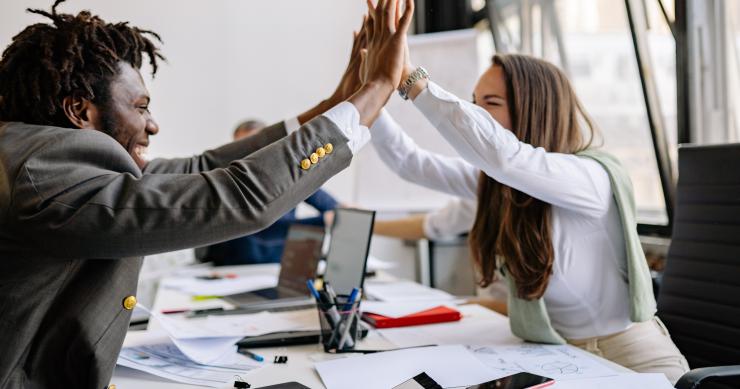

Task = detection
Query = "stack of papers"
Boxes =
[315,345,500,389]
[118,339,261,388]
[152,308,317,364]
[365,280,456,302]
[160,274,277,296]
[118,306,318,386]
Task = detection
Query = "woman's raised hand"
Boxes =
[362,0,415,92]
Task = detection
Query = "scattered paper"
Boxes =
[468,344,620,382]
[160,274,277,296]
[118,342,260,388]
[315,345,499,389]
[362,301,456,318]
[550,373,673,388]
[366,254,398,271]
[365,281,455,302]
[169,336,244,366]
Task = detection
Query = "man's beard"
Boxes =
[99,109,146,169]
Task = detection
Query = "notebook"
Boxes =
[362,306,461,328]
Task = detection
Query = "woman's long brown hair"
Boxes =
[469,54,596,300]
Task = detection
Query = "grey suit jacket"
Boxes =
[0,116,351,389]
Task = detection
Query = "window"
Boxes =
[487,0,672,226]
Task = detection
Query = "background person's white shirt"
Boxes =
[370,82,633,339]
[422,198,477,240]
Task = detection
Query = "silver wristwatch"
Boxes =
[398,66,430,100]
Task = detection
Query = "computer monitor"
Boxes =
[323,208,376,296]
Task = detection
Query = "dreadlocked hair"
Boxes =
[0,0,164,127]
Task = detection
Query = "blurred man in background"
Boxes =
[201,119,338,265]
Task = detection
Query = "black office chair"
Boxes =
[656,144,740,389]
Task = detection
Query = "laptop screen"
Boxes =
[278,224,324,292]
[323,208,376,295]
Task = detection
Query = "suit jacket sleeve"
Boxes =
[142,121,287,174]
[12,116,350,260]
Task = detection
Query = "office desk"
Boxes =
[111,264,629,389]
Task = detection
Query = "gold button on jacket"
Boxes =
[310,153,319,164]
[300,159,311,170]
[122,296,137,310]
[324,143,333,154]
[316,147,326,158]
[108,385,116,389]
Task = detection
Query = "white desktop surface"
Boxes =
[111,264,629,389]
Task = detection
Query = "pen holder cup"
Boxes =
[317,296,361,353]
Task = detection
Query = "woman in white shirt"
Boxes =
[369,53,689,383]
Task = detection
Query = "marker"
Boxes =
[338,289,362,349]
[237,348,264,362]
[185,307,226,318]
[306,279,321,301]
[192,295,221,301]
[324,283,337,304]
[343,288,360,311]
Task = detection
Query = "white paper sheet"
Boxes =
[365,281,456,302]
[550,373,674,388]
[314,345,499,389]
[117,342,260,388]
[361,301,455,318]
[468,344,620,382]
[155,309,286,337]
[160,274,277,296]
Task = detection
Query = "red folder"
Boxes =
[362,305,462,328]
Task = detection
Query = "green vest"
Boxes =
[505,149,657,344]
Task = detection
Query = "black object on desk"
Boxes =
[254,383,310,389]
[235,323,370,348]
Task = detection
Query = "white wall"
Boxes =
[0,0,366,200]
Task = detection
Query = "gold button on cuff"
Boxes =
[316,147,326,158]
[122,296,137,310]
[310,153,319,164]
[300,159,311,170]
[109,385,117,389]
[324,143,334,154]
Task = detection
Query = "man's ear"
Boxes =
[62,95,100,129]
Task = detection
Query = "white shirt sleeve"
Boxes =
[285,102,371,155]
[423,198,477,240]
[370,109,478,199]
[284,116,301,134]
[413,81,612,218]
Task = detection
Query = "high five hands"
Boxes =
[298,0,414,127]
[348,0,414,127]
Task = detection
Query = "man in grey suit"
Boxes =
[0,0,414,388]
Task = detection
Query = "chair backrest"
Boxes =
[657,144,740,368]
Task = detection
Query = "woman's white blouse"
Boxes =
[371,81,633,339]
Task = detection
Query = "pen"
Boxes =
[160,308,189,315]
[237,348,264,362]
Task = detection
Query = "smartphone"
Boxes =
[466,372,555,389]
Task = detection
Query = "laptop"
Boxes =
[223,224,325,309]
